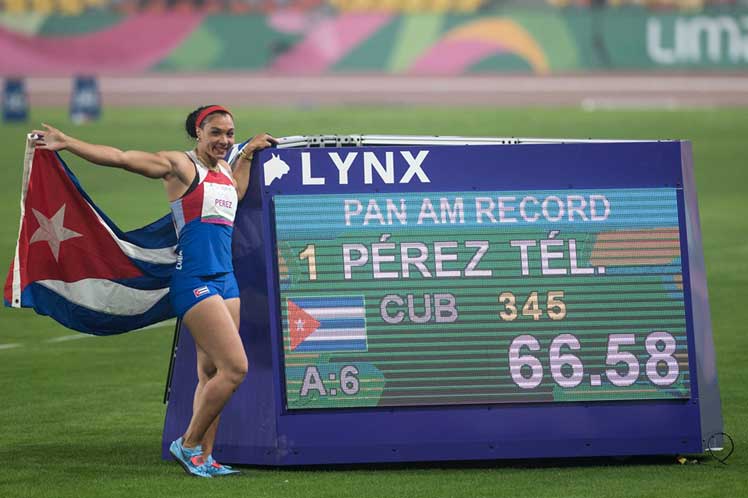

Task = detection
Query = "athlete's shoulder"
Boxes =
[158,150,191,162]
[161,150,196,184]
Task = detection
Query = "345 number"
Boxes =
[498,291,566,321]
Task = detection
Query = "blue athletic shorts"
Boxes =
[170,272,239,318]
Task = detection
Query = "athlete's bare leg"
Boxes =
[181,295,247,449]
[193,345,217,454]
[196,297,241,456]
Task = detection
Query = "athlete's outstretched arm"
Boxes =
[233,133,277,200]
[32,123,180,179]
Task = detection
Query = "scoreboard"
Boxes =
[276,188,690,408]
[163,137,723,465]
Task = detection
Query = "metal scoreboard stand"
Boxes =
[163,136,723,465]
[272,134,654,148]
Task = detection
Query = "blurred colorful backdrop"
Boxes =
[2,0,748,75]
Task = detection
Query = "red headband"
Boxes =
[195,105,232,129]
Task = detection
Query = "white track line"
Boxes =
[136,319,176,331]
[2,320,177,349]
[46,334,92,343]
[43,319,176,342]
[581,97,685,111]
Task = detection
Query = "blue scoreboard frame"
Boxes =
[163,139,723,465]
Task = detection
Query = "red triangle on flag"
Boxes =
[17,150,143,284]
[288,299,320,351]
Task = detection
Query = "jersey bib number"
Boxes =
[201,182,237,225]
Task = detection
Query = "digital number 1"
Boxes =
[299,244,317,281]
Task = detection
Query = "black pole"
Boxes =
[163,317,182,404]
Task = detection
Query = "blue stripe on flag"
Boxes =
[22,284,173,336]
[113,275,173,291]
[293,339,367,353]
[122,213,177,250]
[292,296,364,309]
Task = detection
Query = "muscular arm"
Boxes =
[233,133,277,201]
[33,123,181,180]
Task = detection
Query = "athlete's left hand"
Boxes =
[243,133,278,154]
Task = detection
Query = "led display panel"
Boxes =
[274,188,690,409]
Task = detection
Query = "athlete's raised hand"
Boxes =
[31,124,68,151]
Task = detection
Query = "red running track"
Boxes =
[19,73,748,108]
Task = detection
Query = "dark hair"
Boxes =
[185,105,231,138]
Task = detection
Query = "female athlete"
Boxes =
[33,105,276,478]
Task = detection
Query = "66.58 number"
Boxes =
[509,331,681,389]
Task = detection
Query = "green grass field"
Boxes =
[0,106,746,498]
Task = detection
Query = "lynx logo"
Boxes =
[264,154,291,186]
[301,150,431,186]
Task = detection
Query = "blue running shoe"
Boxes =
[169,437,212,478]
[205,455,241,477]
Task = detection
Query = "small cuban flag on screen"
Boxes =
[287,296,367,353]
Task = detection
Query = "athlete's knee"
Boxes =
[224,356,248,385]
[197,363,217,382]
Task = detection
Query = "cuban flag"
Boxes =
[286,296,367,353]
[3,136,178,335]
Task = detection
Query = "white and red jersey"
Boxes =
[170,151,238,276]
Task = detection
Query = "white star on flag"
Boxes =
[295,318,305,332]
[29,205,83,262]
